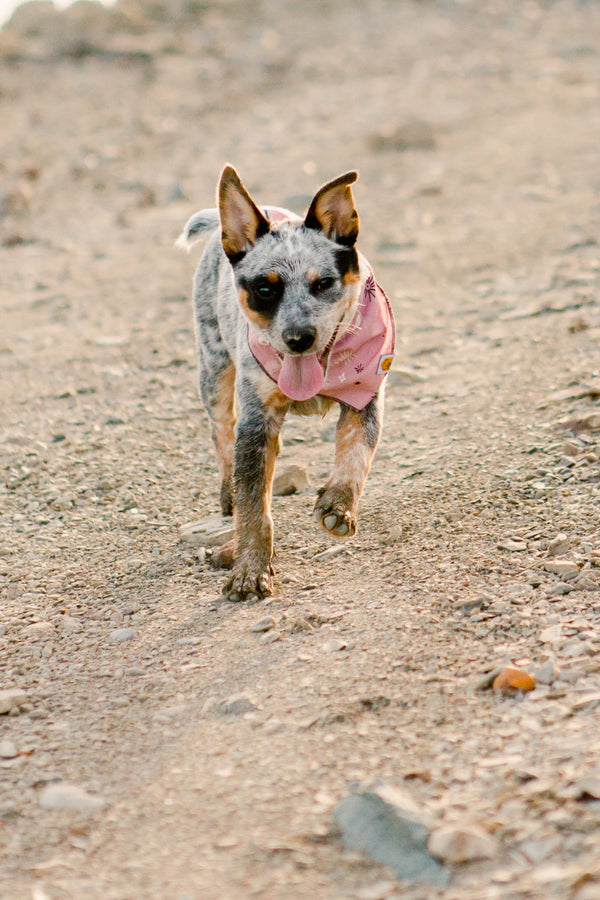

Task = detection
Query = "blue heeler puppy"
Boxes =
[178,166,395,601]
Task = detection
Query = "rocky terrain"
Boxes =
[1,1,600,897]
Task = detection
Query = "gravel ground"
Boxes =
[1,1,600,898]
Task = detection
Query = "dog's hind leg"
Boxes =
[314,391,383,538]
[207,361,236,516]
[199,358,236,517]
[201,357,237,572]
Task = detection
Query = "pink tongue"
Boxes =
[278,353,325,401]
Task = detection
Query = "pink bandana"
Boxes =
[248,263,395,411]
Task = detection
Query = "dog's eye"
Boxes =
[314,276,335,293]
[256,282,277,299]
[248,277,284,312]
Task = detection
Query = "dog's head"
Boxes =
[218,166,362,359]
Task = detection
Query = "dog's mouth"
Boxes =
[278,352,325,401]
[276,327,340,401]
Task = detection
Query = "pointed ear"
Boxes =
[304,171,359,247]
[218,165,270,263]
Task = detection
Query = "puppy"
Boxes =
[178,166,394,601]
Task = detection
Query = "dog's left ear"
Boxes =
[219,165,270,263]
[304,171,359,247]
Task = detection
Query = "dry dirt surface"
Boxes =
[2,1,600,898]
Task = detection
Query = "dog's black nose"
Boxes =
[283,326,316,353]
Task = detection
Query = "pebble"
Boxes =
[38,783,105,813]
[24,622,55,640]
[454,596,488,614]
[558,668,578,684]
[59,614,81,633]
[543,559,579,580]
[250,616,276,633]
[550,582,573,596]
[108,627,136,644]
[356,880,399,900]
[179,515,234,548]
[575,776,600,800]
[262,718,285,735]
[570,692,600,712]
[0,689,27,715]
[272,464,310,496]
[313,545,346,562]
[428,824,498,864]
[497,539,528,552]
[538,624,563,645]
[260,631,281,644]
[547,533,570,557]
[525,570,543,587]
[323,638,348,653]
[0,739,18,758]
[220,696,257,716]
[534,660,557,685]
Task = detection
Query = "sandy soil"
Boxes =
[1,1,600,898]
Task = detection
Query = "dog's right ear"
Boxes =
[218,166,270,263]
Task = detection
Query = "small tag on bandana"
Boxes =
[377,354,394,376]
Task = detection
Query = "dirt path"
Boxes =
[2,2,600,898]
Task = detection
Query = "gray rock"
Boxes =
[39,783,105,812]
[333,790,449,885]
[108,627,136,644]
[221,696,257,716]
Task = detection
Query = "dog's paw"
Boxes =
[313,485,357,538]
[224,565,273,603]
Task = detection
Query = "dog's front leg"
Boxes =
[314,392,383,538]
[225,381,288,602]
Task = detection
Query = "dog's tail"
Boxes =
[175,208,220,251]
[176,205,299,252]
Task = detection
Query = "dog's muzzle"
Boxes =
[282,326,316,354]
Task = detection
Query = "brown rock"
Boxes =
[492,667,536,696]
[273,464,310,496]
